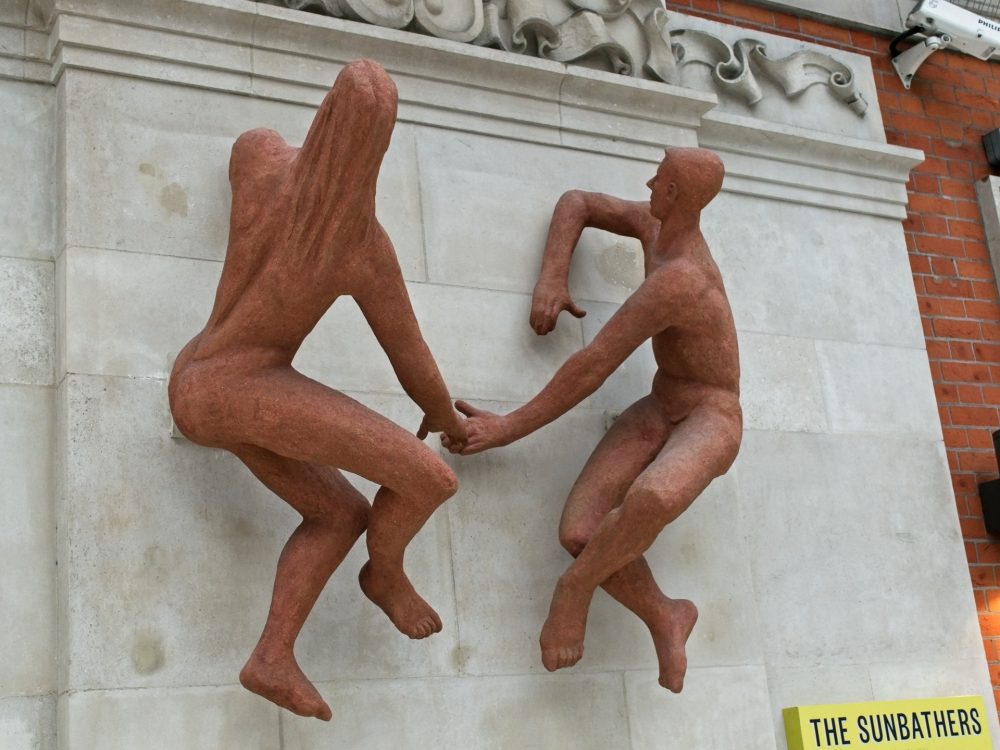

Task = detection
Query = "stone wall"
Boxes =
[1,1,996,748]
[725,0,912,32]
[0,2,58,744]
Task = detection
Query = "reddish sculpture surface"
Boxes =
[445,148,742,692]
[168,60,467,721]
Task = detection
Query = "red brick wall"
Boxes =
[669,0,1000,707]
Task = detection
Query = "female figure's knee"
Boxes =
[425,458,459,501]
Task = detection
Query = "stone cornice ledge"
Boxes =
[40,0,716,160]
[700,111,925,220]
[27,0,924,217]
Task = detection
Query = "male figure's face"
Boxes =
[646,156,677,221]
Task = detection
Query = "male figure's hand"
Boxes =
[530,281,586,336]
[442,400,514,455]
[418,410,468,451]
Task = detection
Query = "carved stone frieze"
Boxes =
[258,0,868,116]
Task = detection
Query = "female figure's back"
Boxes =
[169,60,467,721]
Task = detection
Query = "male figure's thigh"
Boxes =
[560,395,672,538]
[630,404,741,523]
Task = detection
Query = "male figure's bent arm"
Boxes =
[531,191,657,335]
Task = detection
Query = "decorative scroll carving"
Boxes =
[258,0,868,116]
[642,9,867,115]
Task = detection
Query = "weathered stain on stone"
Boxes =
[131,631,166,674]
[138,162,157,177]
[160,183,189,217]
[596,240,642,291]
[451,644,471,672]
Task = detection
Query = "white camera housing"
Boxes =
[892,0,1000,88]
[907,0,1000,59]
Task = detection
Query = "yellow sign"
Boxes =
[784,696,991,750]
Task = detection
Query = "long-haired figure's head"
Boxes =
[297,59,399,188]
[646,147,725,221]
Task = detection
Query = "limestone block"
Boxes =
[0,258,54,386]
[557,73,706,158]
[759,0,904,32]
[283,672,630,749]
[0,385,55,697]
[0,54,24,79]
[0,81,55,260]
[60,72,426,278]
[625,667,776,750]
[58,685,279,750]
[706,194,925,348]
[0,2,27,25]
[766,665,874,749]
[0,696,55,750]
[416,128,651,302]
[59,375,459,690]
[61,73,238,261]
[445,408,761,676]
[816,340,942,438]
[63,0,257,46]
[738,331,828,433]
[976,176,1000,293]
[375,124,428,282]
[0,23,22,57]
[61,246,220,379]
[299,282,584,403]
[868,659,1000,738]
[60,246,581,403]
[767,664,874,712]
[736,430,982,667]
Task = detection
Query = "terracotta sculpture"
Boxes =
[169,60,467,721]
[445,147,742,692]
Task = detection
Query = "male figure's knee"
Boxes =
[628,481,686,528]
[559,525,591,558]
[345,496,370,536]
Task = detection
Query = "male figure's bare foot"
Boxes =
[240,648,332,721]
[648,598,698,692]
[539,576,591,672]
[359,561,442,639]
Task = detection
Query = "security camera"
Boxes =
[891,0,1000,88]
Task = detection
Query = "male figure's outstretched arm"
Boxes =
[443,190,664,453]
[448,270,696,454]
[531,191,657,335]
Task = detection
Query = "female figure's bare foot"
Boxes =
[359,561,442,639]
[648,598,698,692]
[539,576,592,672]
[240,648,332,721]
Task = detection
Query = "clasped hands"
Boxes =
[431,280,586,456]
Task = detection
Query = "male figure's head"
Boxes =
[646,148,725,221]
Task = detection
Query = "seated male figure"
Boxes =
[447,147,742,691]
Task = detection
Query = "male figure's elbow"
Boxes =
[557,190,587,212]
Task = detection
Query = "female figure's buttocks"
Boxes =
[165,60,468,722]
